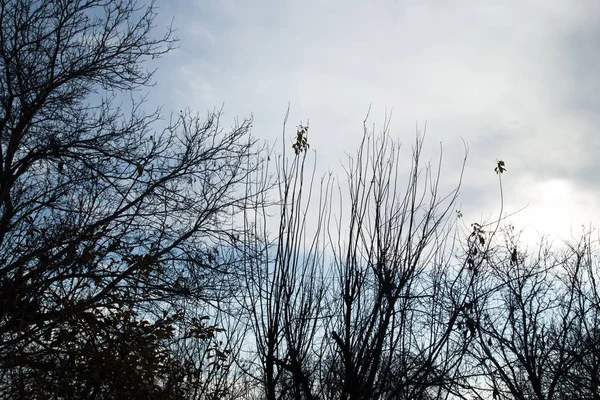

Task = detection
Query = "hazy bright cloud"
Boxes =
[153,0,600,241]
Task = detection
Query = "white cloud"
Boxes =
[153,0,600,242]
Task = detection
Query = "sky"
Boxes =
[149,0,600,246]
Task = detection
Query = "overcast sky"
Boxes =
[151,0,600,245]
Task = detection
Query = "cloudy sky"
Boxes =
[150,0,600,244]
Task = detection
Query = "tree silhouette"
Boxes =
[0,1,261,397]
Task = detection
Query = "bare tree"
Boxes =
[561,232,600,400]
[461,227,600,400]
[241,115,472,400]
[239,119,330,400]
[0,0,261,397]
[323,122,469,400]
